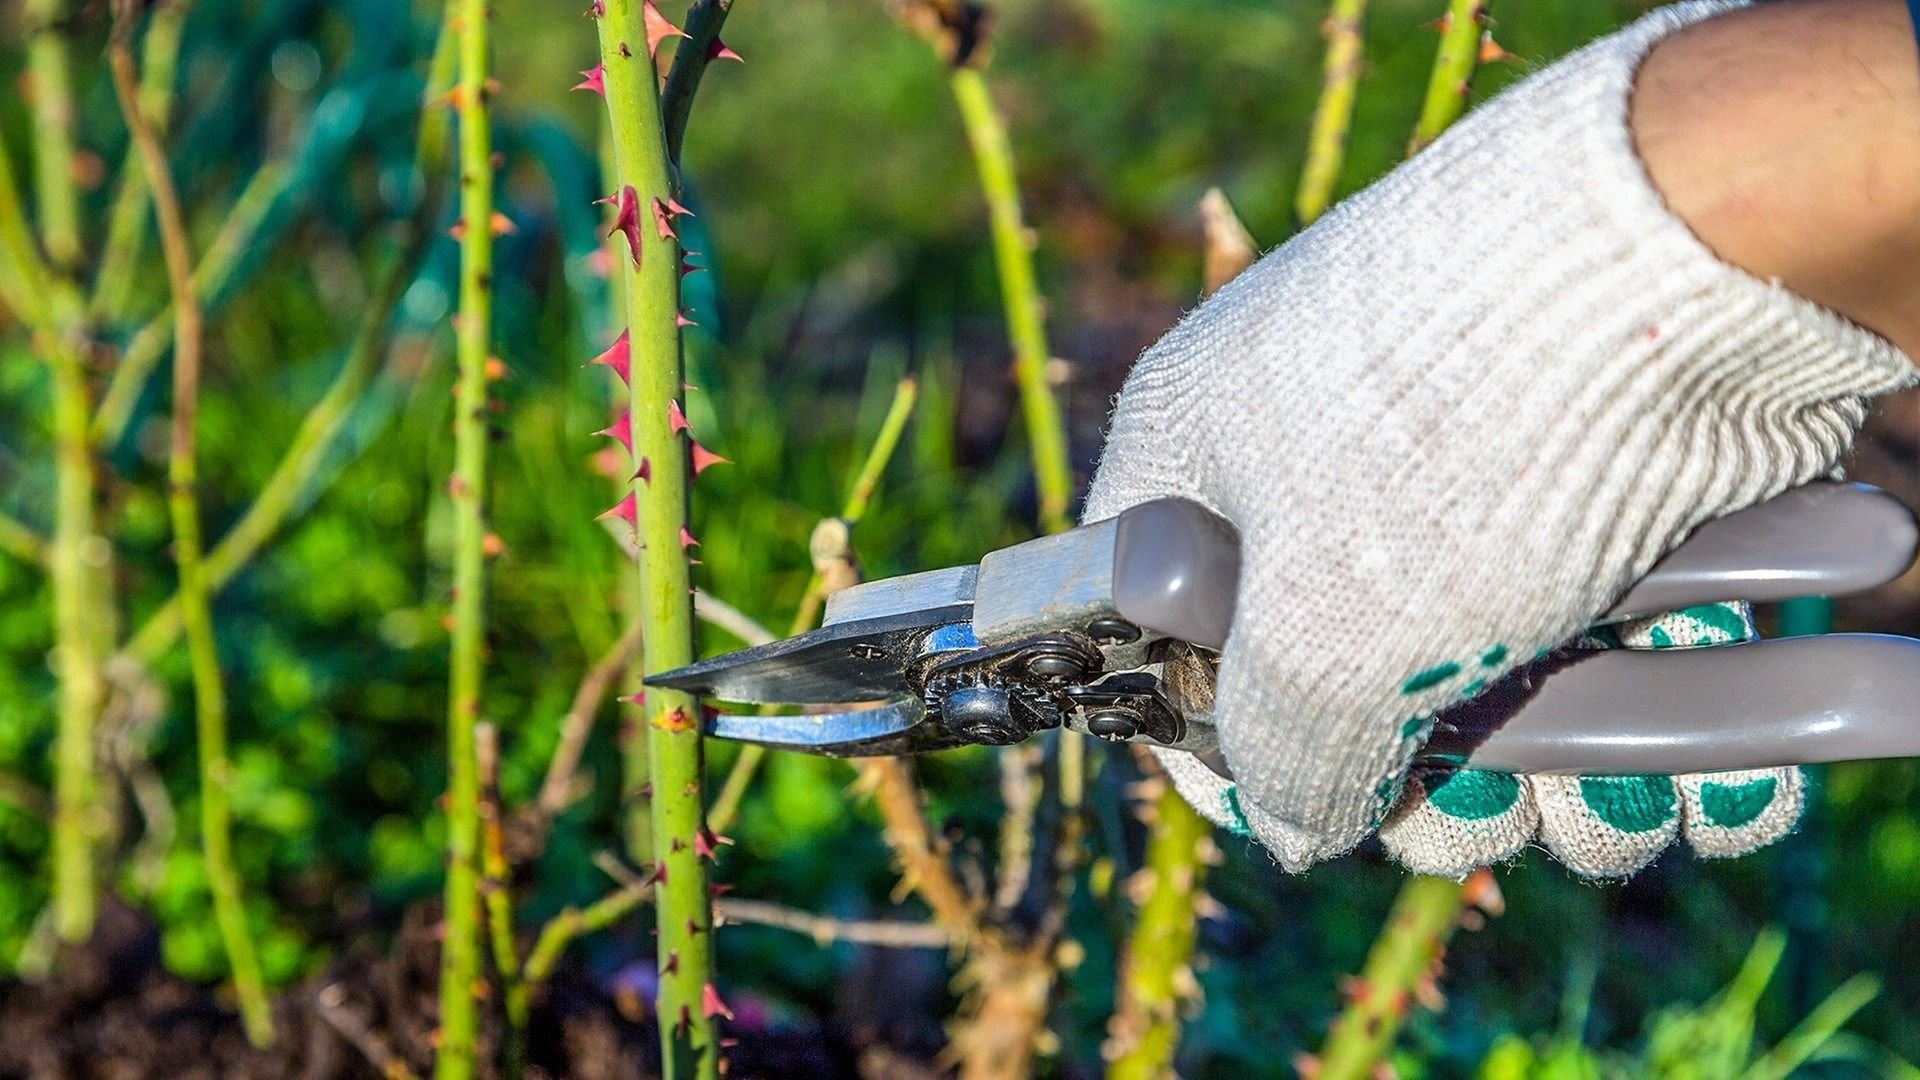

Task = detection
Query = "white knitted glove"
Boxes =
[1084,1,1912,873]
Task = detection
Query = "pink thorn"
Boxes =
[690,441,730,476]
[650,197,679,241]
[675,310,697,328]
[589,330,631,385]
[584,0,605,16]
[667,400,691,435]
[447,218,467,241]
[645,862,669,887]
[594,409,634,453]
[617,691,645,705]
[702,982,734,1021]
[643,0,689,58]
[596,186,644,267]
[597,493,638,525]
[635,456,652,485]
[678,525,700,550]
[661,195,693,218]
[572,65,605,96]
[707,38,743,62]
[693,826,732,861]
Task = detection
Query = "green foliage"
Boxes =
[1478,931,1902,1080]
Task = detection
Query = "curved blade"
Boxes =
[1424,633,1920,774]
[647,605,970,705]
[704,699,970,757]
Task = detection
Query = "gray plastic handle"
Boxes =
[1112,499,1242,650]
[1110,482,1916,651]
[1424,634,1920,773]
[1603,481,1917,619]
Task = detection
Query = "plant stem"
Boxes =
[1295,0,1370,225]
[94,162,293,446]
[594,4,714,1074]
[93,0,191,322]
[1313,873,1500,1080]
[24,0,82,269]
[1105,768,1214,1079]
[0,137,55,325]
[21,0,105,946]
[661,0,736,165]
[46,325,102,945]
[477,723,524,1080]
[519,880,651,994]
[435,0,493,1073]
[948,68,1071,536]
[1408,0,1483,154]
[109,25,274,1045]
[120,233,421,665]
[706,376,919,835]
[0,514,46,566]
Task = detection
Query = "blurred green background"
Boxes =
[3,0,1919,1074]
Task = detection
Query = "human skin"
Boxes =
[1633,0,1920,360]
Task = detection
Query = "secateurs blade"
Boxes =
[650,482,1920,774]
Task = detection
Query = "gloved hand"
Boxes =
[1377,602,1804,878]
[1084,2,1912,873]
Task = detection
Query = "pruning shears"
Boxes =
[650,482,1920,775]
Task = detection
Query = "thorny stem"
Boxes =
[706,376,919,835]
[1408,0,1484,154]
[1295,0,1370,225]
[15,0,110,947]
[24,0,82,269]
[435,0,494,1072]
[661,0,736,164]
[947,69,1072,537]
[108,24,274,1045]
[1312,873,1497,1080]
[1106,189,1253,1077]
[93,0,191,321]
[477,723,525,1079]
[1105,768,1214,1078]
[594,3,715,1074]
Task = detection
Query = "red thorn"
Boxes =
[650,197,679,241]
[679,253,702,278]
[572,64,605,96]
[709,883,735,898]
[596,186,643,266]
[617,692,645,705]
[679,525,700,550]
[675,310,697,328]
[589,330,632,385]
[645,862,669,886]
[584,0,604,16]
[635,456,652,485]
[643,0,689,57]
[690,441,730,476]
[693,826,732,861]
[702,982,734,1021]
[598,493,638,525]
[675,1004,691,1036]
[667,400,691,435]
[663,950,679,975]
[595,408,633,453]
[687,918,705,936]
[707,38,742,62]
